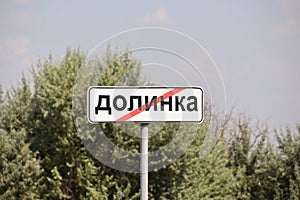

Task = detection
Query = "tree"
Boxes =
[27,47,144,199]
[0,77,42,199]
[2,46,300,199]
[226,116,284,199]
[25,46,236,199]
[275,126,300,199]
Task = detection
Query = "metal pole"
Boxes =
[140,123,148,200]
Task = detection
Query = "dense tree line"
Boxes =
[0,48,299,199]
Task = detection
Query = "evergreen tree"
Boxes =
[2,46,300,199]
[28,47,143,199]
[0,77,42,199]
[275,126,300,199]
[0,129,42,199]
[226,117,283,199]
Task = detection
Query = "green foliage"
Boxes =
[0,77,42,199]
[225,117,300,200]
[274,126,300,199]
[1,75,31,133]
[0,84,3,107]
[226,117,280,199]
[28,48,123,199]
[0,129,42,200]
[1,47,300,199]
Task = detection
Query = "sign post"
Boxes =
[87,86,203,199]
[140,123,148,200]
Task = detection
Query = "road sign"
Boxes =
[87,86,203,123]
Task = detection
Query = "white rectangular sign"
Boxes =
[87,86,203,123]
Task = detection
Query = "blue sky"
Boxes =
[0,0,299,129]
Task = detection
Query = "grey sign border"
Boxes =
[87,86,204,124]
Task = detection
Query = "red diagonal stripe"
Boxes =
[115,88,184,122]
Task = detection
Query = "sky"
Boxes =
[0,0,299,129]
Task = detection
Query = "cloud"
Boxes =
[276,0,300,9]
[273,17,300,35]
[273,0,300,35]
[0,37,30,56]
[137,6,173,25]
[0,36,32,90]
[0,11,42,30]
[9,0,36,5]
[220,64,251,81]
